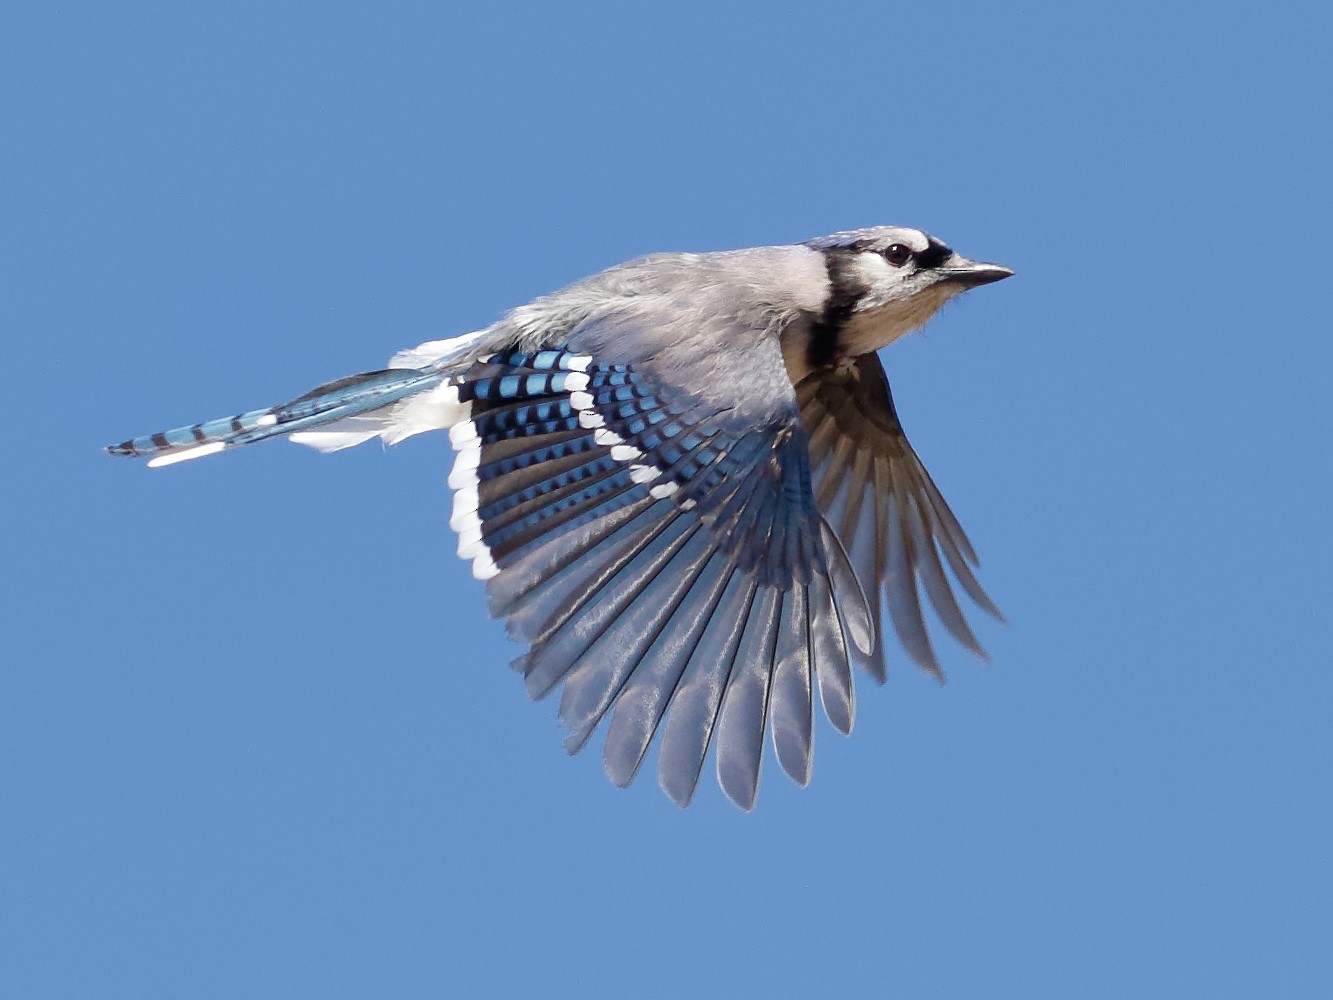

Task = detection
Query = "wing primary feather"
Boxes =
[520,508,692,699]
[819,521,873,656]
[843,450,886,683]
[820,441,886,681]
[714,586,785,811]
[707,447,774,539]
[734,473,781,583]
[770,584,815,786]
[808,569,855,736]
[932,532,1006,622]
[500,499,667,645]
[601,547,738,787]
[911,461,981,567]
[806,409,840,466]
[486,495,656,619]
[908,477,1005,622]
[557,523,714,753]
[902,490,987,657]
[816,425,860,510]
[882,460,942,678]
[657,572,757,807]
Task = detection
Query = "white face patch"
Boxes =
[851,252,895,295]
[847,228,932,297]
[880,227,930,253]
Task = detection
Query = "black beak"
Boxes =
[940,258,1014,288]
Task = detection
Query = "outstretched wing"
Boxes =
[447,337,873,810]
[796,353,1002,682]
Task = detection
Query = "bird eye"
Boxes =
[883,244,913,267]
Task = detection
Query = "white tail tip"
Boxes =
[147,442,226,468]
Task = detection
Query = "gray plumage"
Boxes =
[107,225,1013,809]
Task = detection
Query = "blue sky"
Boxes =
[3,2,1330,997]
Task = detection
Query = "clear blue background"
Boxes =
[4,2,1329,997]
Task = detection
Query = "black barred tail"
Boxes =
[106,368,447,467]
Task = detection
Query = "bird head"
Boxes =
[803,226,1012,361]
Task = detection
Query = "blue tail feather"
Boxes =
[106,367,445,464]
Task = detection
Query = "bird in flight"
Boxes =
[108,226,1013,809]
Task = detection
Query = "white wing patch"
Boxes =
[445,404,498,581]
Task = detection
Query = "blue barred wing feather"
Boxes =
[447,346,872,809]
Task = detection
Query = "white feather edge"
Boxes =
[288,381,469,453]
[387,331,497,577]
[285,328,482,453]
[444,405,498,580]
[387,329,489,370]
[434,348,649,583]
[147,442,226,468]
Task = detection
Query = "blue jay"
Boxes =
[108,227,1012,809]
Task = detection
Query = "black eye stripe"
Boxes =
[913,239,953,270]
